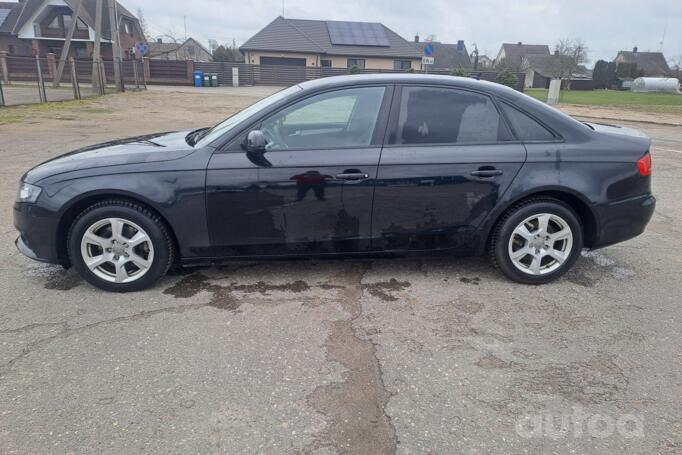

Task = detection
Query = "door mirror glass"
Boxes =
[245,130,268,153]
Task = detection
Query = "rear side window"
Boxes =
[500,102,556,141]
[392,87,512,145]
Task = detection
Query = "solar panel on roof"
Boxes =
[0,9,11,28]
[327,21,390,47]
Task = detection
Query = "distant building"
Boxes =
[415,37,471,70]
[495,42,550,69]
[240,16,422,71]
[477,55,493,69]
[148,37,212,62]
[0,0,144,59]
[614,47,670,77]
[521,53,591,89]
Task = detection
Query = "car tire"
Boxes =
[67,200,175,292]
[489,198,583,285]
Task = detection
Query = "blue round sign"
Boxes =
[135,42,149,56]
[423,43,434,56]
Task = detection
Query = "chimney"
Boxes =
[554,49,559,56]
[414,34,419,43]
[633,46,638,53]
[457,40,464,51]
[157,38,162,44]
[517,41,522,46]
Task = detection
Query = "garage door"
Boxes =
[260,56,307,66]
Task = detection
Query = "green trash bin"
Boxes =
[210,74,219,87]
[203,74,211,87]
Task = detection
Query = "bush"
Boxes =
[348,65,361,75]
[449,67,467,77]
[495,69,518,88]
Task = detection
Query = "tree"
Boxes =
[212,45,235,62]
[348,65,361,74]
[450,67,467,77]
[553,38,590,89]
[137,8,149,39]
[496,69,518,88]
[592,60,610,89]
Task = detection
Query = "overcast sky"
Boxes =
[125,0,682,66]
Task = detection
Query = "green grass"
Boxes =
[525,88,682,113]
[0,98,102,124]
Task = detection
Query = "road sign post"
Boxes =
[422,42,434,73]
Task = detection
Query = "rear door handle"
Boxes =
[336,173,369,181]
[470,169,503,178]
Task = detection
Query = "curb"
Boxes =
[569,114,682,127]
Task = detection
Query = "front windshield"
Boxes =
[195,85,303,148]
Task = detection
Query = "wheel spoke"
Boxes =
[109,218,125,241]
[86,254,109,270]
[83,232,109,248]
[128,231,149,248]
[549,228,571,242]
[537,214,550,235]
[114,260,129,283]
[546,249,567,264]
[513,224,534,241]
[529,254,542,274]
[128,252,152,270]
[511,246,532,260]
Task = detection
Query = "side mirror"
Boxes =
[245,130,267,153]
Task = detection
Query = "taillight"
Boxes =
[637,153,652,176]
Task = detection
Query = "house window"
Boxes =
[186,45,195,55]
[75,47,87,59]
[347,58,365,69]
[47,16,60,29]
[320,59,332,67]
[394,60,412,70]
[123,21,132,35]
[62,15,72,31]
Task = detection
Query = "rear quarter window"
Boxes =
[500,102,556,141]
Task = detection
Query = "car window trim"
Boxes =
[386,83,518,147]
[219,84,393,154]
[496,99,564,143]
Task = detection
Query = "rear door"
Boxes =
[372,85,526,252]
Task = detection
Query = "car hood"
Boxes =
[23,130,196,184]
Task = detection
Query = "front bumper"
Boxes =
[592,194,656,249]
[13,202,61,264]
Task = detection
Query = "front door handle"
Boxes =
[336,173,369,181]
[470,169,503,178]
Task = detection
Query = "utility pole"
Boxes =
[54,0,82,87]
[108,0,122,91]
[91,0,103,94]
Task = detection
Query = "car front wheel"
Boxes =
[490,198,583,284]
[67,200,175,292]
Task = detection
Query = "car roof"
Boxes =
[297,73,520,97]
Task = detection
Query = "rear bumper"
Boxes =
[592,194,656,249]
[13,202,61,264]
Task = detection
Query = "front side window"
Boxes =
[261,86,385,150]
[394,60,411,70]
[393,86,511,145]
[499,102,555,141]
[347,58,365,69]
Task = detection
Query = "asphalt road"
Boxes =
[0,91,681,454]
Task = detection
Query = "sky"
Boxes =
[125,0,682,67]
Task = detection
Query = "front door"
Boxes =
[206,85,391,257]
[372,85,526,252]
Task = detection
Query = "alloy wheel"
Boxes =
[507,213,573,276]
[80,217,155,283]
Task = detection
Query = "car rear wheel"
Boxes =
[490,198,583,284]
[67,200,174,292]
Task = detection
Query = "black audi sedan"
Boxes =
[14,74,655,291]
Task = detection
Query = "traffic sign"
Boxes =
[423,42,434,57]
[422,56,434,65]
[135,41,149,56]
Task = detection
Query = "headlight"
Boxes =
[16,182,42,203]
